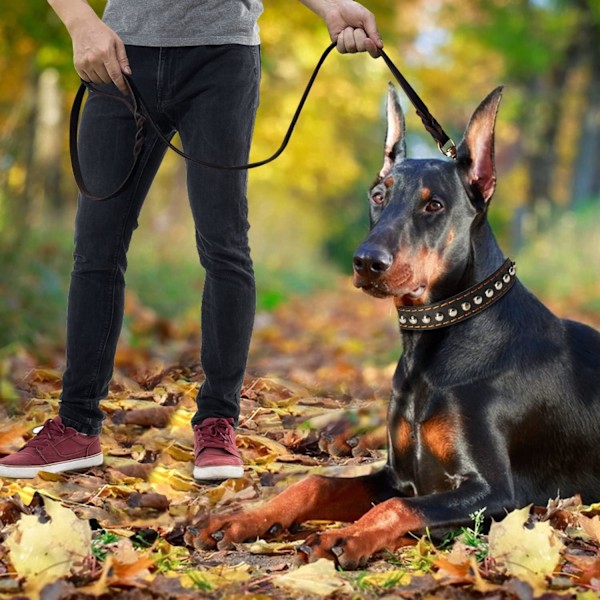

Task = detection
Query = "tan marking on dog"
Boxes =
[390,247,446,306]
[384,176,394,188]
[446,228,455,246]
[385,261,413,291]
[421,415,457,462]
[395,418,413,454]
[420,187,432,201]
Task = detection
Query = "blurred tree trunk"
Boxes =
[0,67,65,252]
[33,68,64,216]
[570,0,600,207]
[0,69,38,251]
[522,61,572,211]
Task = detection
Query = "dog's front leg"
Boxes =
[299,479,513,569]
[192,469,395,550]
[299,497,423,569]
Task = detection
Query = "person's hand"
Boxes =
[69,12,131,94]
[322,0,382,58]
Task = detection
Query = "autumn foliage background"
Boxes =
[0,0,600,598]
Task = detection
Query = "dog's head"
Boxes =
[353,85,503,306]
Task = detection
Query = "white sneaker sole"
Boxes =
[0,453,104,479]
[193,464,244,481]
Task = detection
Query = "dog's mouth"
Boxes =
[353,274,428,302]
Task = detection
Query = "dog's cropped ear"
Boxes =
[379,83,406,180]
[456,86,503,207]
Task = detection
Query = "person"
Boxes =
[0,0,382,481]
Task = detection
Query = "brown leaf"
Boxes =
[566,554,600,588]
[112,406,176,427]
[127,492,170,511]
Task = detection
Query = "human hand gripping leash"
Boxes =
[69,42,456,201]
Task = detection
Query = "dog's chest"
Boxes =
[388,377,466,495]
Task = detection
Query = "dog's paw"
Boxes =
[186,511,285,551]
[296,528,371,570]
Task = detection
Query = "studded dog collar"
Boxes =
[397,259,516,331]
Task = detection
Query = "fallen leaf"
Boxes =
[110,538,155,584]
[578,514,600,544]
[356,569,411,589]
[181,563,252,591]
[246,539,298,555]
[5,496,92,591]
[273,558,354,596]
[488,506,564,582]
[127,492,170,511]
[112,406,176,428]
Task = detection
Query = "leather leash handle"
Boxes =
[70,42,455,201]
[69,78,147,201]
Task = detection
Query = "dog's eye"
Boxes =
[425,198,444,213]
[371,192,385,205]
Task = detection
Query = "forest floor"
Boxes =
[1,279,600,599]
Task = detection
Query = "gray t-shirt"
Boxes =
[103,0,264,47]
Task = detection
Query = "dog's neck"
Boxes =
[429,220,506,303]
[399,221,508,356]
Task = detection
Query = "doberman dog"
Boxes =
[195,86,600,569]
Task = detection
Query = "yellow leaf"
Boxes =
[5,497,92,591]
[246,539,298,555]
[182,564,252,590]
[164,442,194,462]
[357,569,411,589]
[148,466,197,492]
[273,558,354,596]
[168,408,195,430]
[577,591,600,600]
[488,506,564,582]
[0,483,37,505]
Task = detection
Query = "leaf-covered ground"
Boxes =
[1,279,600,599]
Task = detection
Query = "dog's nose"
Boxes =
[353,246,393,280]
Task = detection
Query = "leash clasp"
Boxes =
[439,139,457,159]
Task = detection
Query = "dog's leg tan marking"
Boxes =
[195,475,381,550]
[301,498,424,569]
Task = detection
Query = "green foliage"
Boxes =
[516,201,600,314]
[91,530,121,562]
[440,507,489,562]
[0,1,598,355]
[0,229,71,350]
[452,1,575,80]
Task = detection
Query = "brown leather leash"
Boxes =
[70,42,456,201]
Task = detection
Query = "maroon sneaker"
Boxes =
[193,418,243,480]
[0,417,102,479]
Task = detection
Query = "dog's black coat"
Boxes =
[197,86,600,569]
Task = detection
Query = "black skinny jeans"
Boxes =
[59,45,260,435]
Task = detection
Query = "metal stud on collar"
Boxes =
[396,259,516,331]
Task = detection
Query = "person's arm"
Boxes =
[298,0,382,58]
[48,0,131,93]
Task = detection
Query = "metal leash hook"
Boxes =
[378,47,456,160]
[70,42,456,201]
[440,138,457,159]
